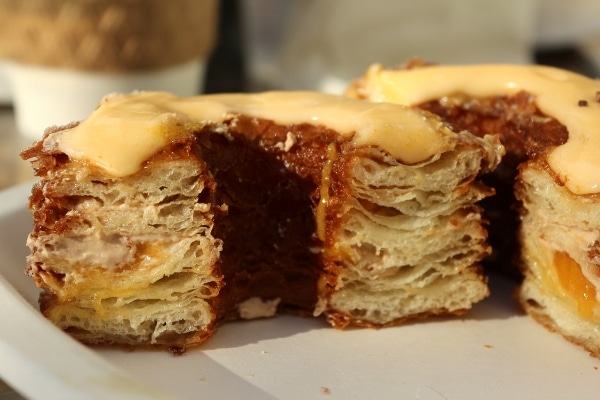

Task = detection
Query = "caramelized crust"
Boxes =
[195,116,341,321]
[418,91,568,163]
[416,92,569,274]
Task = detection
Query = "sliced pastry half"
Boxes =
[21,91,501,348]
[348,60,600,357]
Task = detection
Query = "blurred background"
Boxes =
[223,0,600,92]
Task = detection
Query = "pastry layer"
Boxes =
[22,91,501,347]
[348,60,600,357]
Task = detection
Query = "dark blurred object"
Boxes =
[205,0,246,93]
[535,46,599,77]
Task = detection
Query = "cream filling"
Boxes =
[52,91,451,178]
[237,297,281,319]
[356,63,600,195]
[32,233,135,270]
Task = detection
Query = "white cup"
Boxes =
[4,58,206,141]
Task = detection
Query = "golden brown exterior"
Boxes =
[517,159,600,357]
[22,125,223,347]
[21,92,501,348]
[348,61,600,358]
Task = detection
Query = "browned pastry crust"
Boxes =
[348,60,600,358]
[417,91,568,275]
[21,93,500,348]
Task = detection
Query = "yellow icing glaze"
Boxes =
[356,64,600,195]
[55,91,449,177]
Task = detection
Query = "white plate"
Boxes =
[1,182,600,400]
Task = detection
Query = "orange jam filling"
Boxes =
[553,251,597,318]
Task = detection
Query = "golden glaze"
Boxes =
[356,64,600,195]
[54,91,450,177]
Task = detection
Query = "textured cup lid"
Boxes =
[0,0,218,72]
